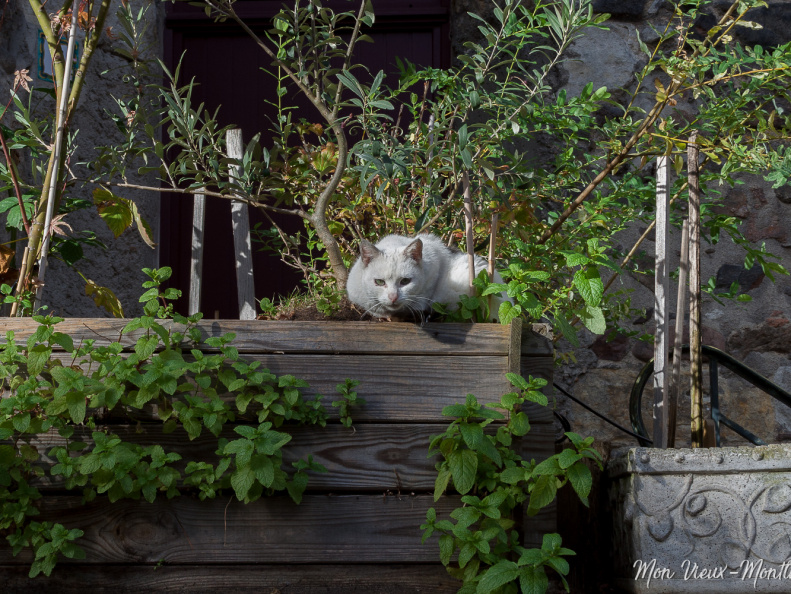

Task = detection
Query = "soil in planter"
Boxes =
[261,297,365,322]
[258,296,431,323]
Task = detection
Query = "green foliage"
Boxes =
[0,0,157,312]
[345,0,791,341]
[86,0,791,335]
[0,267,363,575]
[0,283,37,318]
[332,379,365,428]
[421,374,602,593]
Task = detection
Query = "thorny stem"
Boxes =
[0,131,30,235]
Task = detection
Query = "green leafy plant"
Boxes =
[332,379,365,428]
[0,267,363,576]
[345,0,791,341]
[421,373,602,593]
[78,0,791,337]
[1,0,158,315]
[0,283,38,318]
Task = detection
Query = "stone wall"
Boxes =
[0,0,164,317]
[543,0,791,451]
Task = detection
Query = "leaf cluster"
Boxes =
[421,373,602,593]
[0,267,362,576]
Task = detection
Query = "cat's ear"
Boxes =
[404,238,423,263]
[359,240,381,266]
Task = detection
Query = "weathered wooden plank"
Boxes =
[21,422,555,492]
[653,155,670,448]
[520,324,553,356]
[188,189,206,317]
[0,564,459,594]
[1,494,554,565]
[688,132,704,447]
[38,351,552,423]
[227,129,256,320]
[0,494,553,564]
[669,219,689,448]
[251,353,511,420]
[507,317,522,375]
[0,319,525,356]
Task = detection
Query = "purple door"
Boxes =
[162,0,450,318]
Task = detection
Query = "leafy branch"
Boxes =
[422,373,602,593]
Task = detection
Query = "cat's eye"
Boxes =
[399,278,411,286]
[374,279,386,286]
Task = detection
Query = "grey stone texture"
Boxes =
[0,0,164,317]
[609,445,791,592]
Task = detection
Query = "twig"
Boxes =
[36,3,79,309]
[462,172,475,290]
[78,179,310,219]
[0,132,30,235]
[487,213,499,316]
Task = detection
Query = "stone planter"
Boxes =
[609,445,791,593]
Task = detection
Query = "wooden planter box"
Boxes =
[0,318,554,593]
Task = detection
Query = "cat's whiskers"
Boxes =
[396,295,433,325]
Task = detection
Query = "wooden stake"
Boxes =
[669,219,689,448]
[9,247,30,317]
[488,213,499,320]
[227,129,256,320]
[653,156,670,448]
[688,132,704,448]
[188,190,206,316]
[487,213,498,280]
[462,172,475,291]
[34,5,79,310]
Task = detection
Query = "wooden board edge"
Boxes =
[0,564,460,594]
[0,319,542,356]
[507,317,522,376]
[521,324,553,357]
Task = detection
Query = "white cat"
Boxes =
[346,233,508,322]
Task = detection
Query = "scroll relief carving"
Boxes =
[621,473,791,570]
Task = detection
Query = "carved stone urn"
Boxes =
[609,445,791,593]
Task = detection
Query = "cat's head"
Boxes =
[353,238,431,317]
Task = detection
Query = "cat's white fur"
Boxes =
[346,233,508,321]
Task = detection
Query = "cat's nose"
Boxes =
[388,292,398,303]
